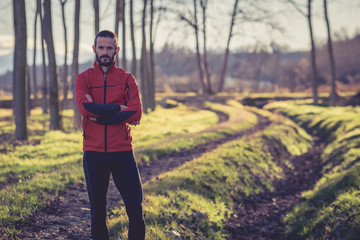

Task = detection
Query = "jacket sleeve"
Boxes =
[83,102,120,116]
[96,111,137,125]
[75,73,98,118]
[96,74,142,125]
[75,72,120,118]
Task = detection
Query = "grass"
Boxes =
[265,101,360,239]
[0,101,254,235]
[132,104,219,149]
[4,96,349,239]
[134,100,258,163]
[108,108,313,239]
[0,130,84,233]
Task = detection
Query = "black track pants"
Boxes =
[83,151,145,240]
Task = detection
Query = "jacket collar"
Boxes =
[93,60,117,74]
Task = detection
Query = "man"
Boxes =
[75,30,145,240]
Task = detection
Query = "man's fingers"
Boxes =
[129,121,140,126]
[85,94,93,102]
[120,105,128,110]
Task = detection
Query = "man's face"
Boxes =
[92,37,119,66]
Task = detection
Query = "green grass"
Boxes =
[109,137,279,239]
[0,98,325,238]
[132,104,219,149]
[108,109,313,239]
[135,100,258,163]
[265,101,360,239]
[0,130,84,233]
[0,101,253,235]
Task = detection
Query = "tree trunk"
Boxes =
[115,0,121,65]
[218,0,238,92]
[193,0,206,93]
[71,0,81,130]
[130,0,137,76]
[122,0,127,70]
[307,0,319,105]
[149,0,155,110]
[93,0,99,34]
[60,0,69,110]
[255,65,262,92]
[141,0,149,113]
[40,0,48,114]
[32,0,40,108]
[324,0,338,106]
[43,0,61,130]
[26,63,31,116]
[200,0,212,93]
[12,0,28,140]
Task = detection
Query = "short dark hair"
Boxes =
[94,30,118,47]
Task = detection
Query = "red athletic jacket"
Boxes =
[75,61,142,152]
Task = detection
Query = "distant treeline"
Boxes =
[1,34,359,96]
[154,34,360,93]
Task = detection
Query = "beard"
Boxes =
[95,52,115,67]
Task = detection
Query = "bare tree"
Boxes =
[40,0,48,114]
[199,0,212,93]
[130,0,137,76]
[115,0,127,69]
[43,0,61,130]
[218,0,238,92]
[122,0,127,70]
[71,0,81,130]
[323,0,338,106]
[149,0,155,110]
[32,0,40,108]
[26,63,31,115]
[115,0,121,65]
[141,0,150,113]
[12,0,28,140]
[93,0,99,34]
[193,0,206,93]
[60,0,69,110]
[288,0,319,104]
[160,1,209,93]
[307,0,319,105]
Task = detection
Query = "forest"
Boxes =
[1,0,360,239]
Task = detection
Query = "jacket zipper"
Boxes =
[103,72,107,152]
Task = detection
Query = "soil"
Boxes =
[225,137,324,240]
[1,97,325,240]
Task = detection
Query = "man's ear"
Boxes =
[92,45,96,53]
[116,46,120,55]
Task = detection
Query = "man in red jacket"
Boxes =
[75,30,145,240]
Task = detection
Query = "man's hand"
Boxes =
[120,105,140,125]
[85,94,96,121]
[129,121,140,126]
[85,94,93,102]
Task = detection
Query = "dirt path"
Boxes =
[6,98,324,240]
[10,103,269,240]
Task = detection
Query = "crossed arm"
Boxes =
[84,94,140,126]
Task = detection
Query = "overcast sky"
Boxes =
[0,0,359,60]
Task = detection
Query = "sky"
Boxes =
[0,0,359,63]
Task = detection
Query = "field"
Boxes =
[0,94,360,239]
